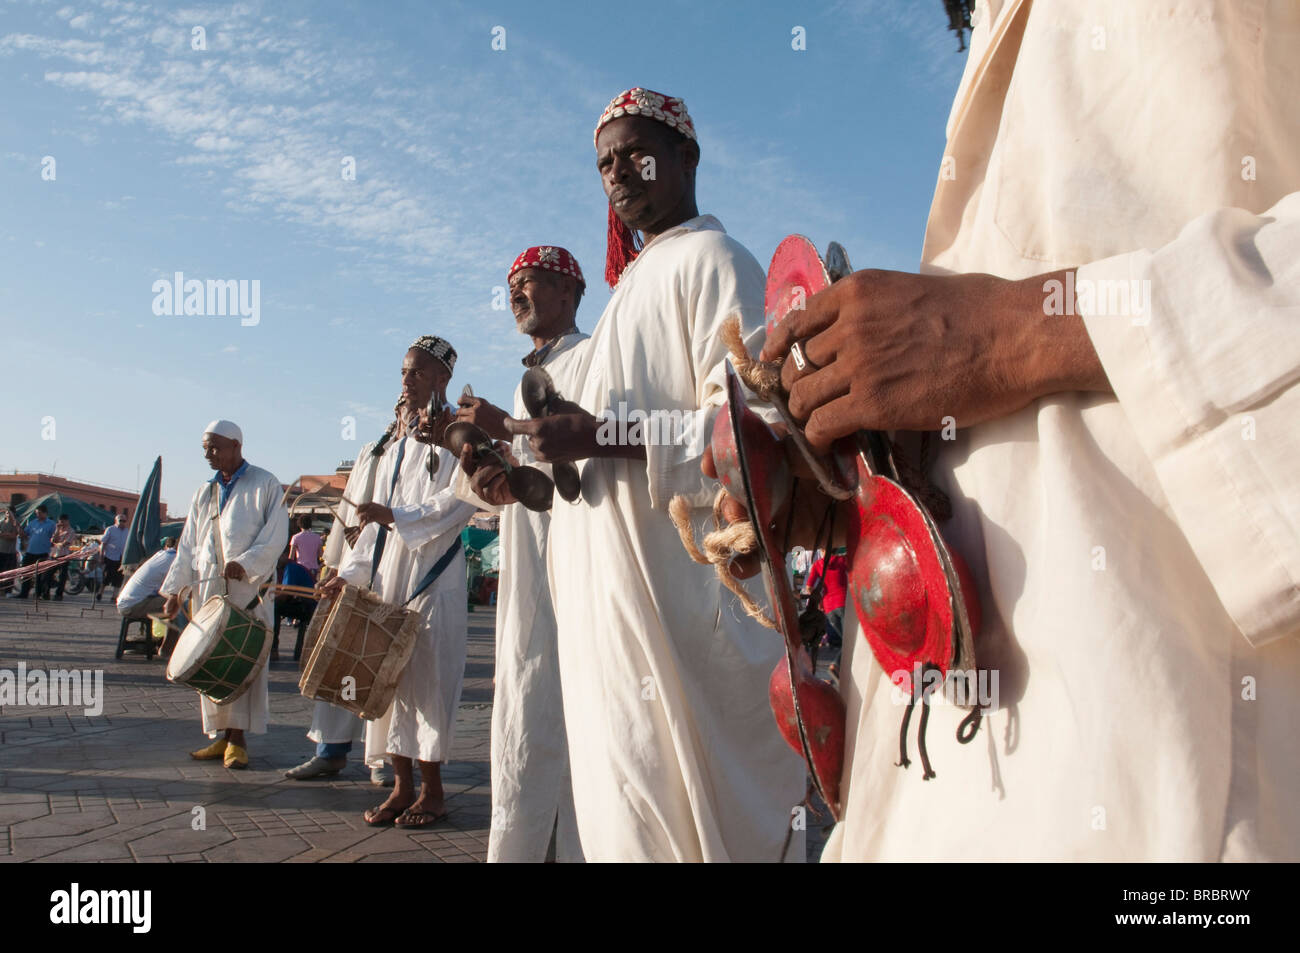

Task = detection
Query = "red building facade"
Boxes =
[0,473,169,521]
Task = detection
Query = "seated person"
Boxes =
[274,559,318,662]
[116,536,178,619]
[288,514,323,581]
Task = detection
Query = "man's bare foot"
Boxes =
[363,793,414,827]
[394,793,448,828]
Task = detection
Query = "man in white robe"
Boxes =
[455,244,588,863]
[321,336,477,827]
[480,89,806,861]
[161,419,288,770]
[728,0,1300,861]
[287,423,400,784]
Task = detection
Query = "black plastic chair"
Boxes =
[115,614,155,660]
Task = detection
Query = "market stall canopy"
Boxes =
[14,492,115,532]
[461,526,499,573]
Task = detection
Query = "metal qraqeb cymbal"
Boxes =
[764,235,980,689]
[824,240,854,284]
[442,420,486,458]
[520,367,557,418]
[505,466,556,513]
[519,366,581,503]
[550,463,582,503]
[444,421,555,512]
[714,365,845,819]
[763,234,831,338]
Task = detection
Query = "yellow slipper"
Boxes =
[223,743,249,770]
[191,738,229,760]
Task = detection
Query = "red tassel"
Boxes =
[605,203,641,288]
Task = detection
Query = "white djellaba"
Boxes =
[545,215,807,862]
[454,331,590,863]
[825,0,1300,862]
[337,437,476,765]
[160,462,287,735]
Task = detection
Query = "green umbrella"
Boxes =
[123,456,162,566]
[14,493,116,533]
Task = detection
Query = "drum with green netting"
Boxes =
[166,594,270,704]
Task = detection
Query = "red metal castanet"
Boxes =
[769,653,846,811]
[842,453,955,694]
[764,235,831,338]
[716,369,845,819]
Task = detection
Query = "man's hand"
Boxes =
[413,404,454,446]
[505,399,645,463]
[223,560,247,581]
[458,443,519,507]
[760,268,1112,449]
[162,593,182,618]
[355,503,395,528]
[317,574,346,599]
[343,525,361,546]
[456,396,513,442]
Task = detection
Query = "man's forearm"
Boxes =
[1015,269,1114,399]
[592,440,647,462]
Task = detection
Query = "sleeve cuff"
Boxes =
[451,466,501,514]
[1079,231,1300,647]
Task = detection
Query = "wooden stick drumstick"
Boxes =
[271,584,320,598]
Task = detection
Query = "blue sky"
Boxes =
[0,0,968,511]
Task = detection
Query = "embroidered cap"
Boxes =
[409,335,457,376]
[594,87,697,149]
[508,246,585,292]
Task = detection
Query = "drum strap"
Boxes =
[370,437,407,587]
[365,437,462,605]
[208,483,265,613]
[401,537,463,608]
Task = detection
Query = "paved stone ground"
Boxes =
[0,591,494,863]
[0,589,831,863]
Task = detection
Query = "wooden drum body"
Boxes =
[166,595,269,704]
[298,583,419,719]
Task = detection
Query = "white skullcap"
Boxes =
[203,419,243,444]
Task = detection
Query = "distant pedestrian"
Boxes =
[0,505,18,595]
[16,505,56,599]
[49,514,76,601]
[100,513,129,592]
[80,531,104,602]
[807,549,849,650]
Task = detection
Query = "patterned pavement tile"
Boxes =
[2,594,830,862]
[1,597,494,864]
